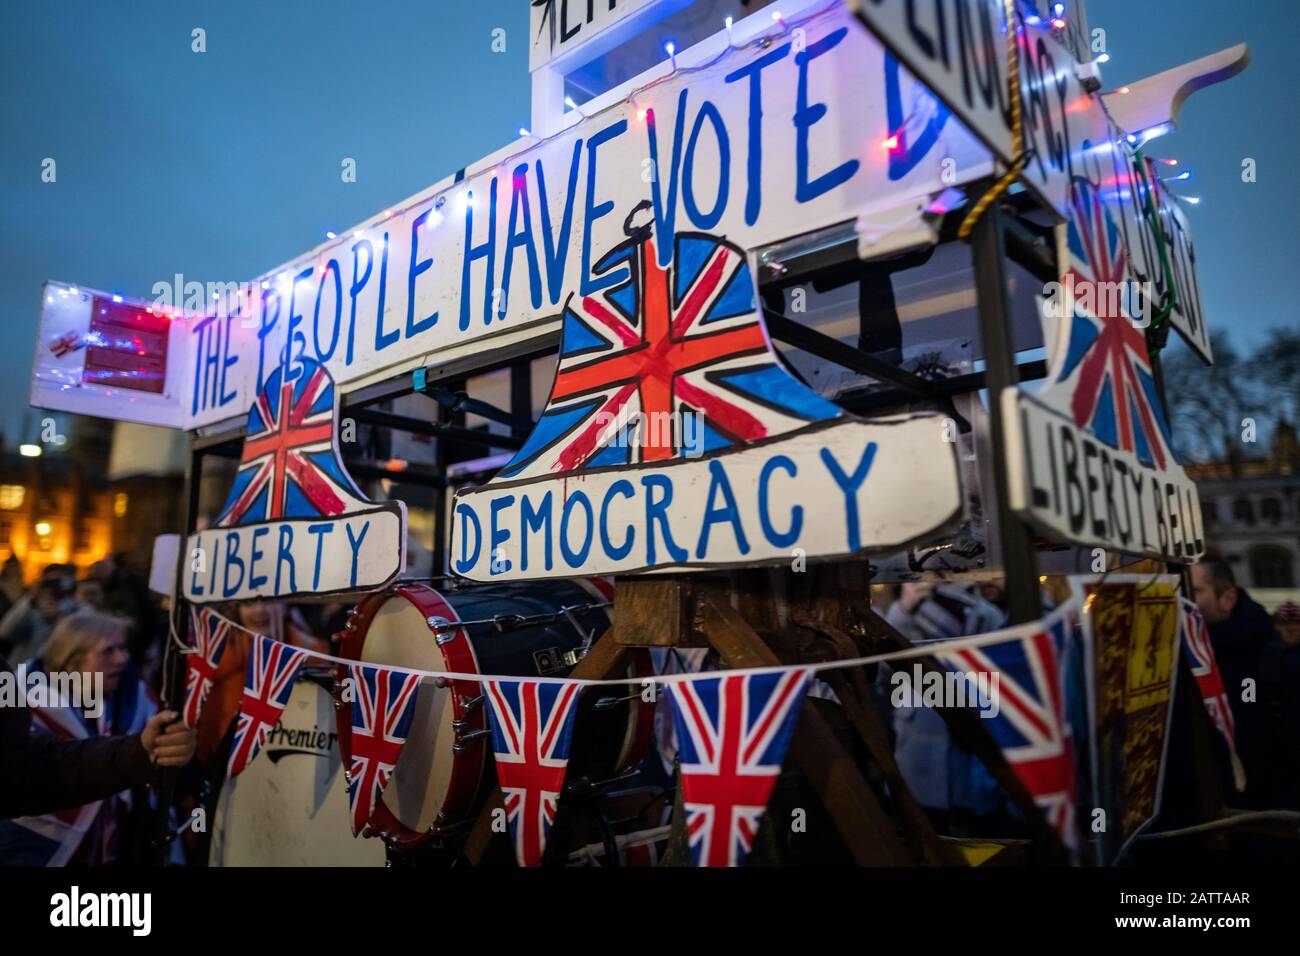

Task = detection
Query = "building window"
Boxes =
[1232,498,1255,526]
[113,493,128,518]
[0,485,25,510]
[0,519,10,546]
[1201,500,1219,527]
[1250,545,1294,589]
[74,522,91,552]
[1261,496,1283,525]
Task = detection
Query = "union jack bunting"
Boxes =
[183,607,232,728]
[344,663,423,835]
[1054,178,1172,469]
[481,679,582,866]
[494,227,843,480]
[1179,598,1244,790]
[216,357,367,526]
[227,635,308,777]
[935,614,1079,849]
[667,668,812,867]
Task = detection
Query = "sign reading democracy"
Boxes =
[450,218,962,580]
[185,357,405,603]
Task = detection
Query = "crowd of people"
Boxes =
[880,564,1300,856]
[0,550,1296,867]
[0,556,194,865]
[0,556,357,866]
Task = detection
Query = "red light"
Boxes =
[882,134,901,152]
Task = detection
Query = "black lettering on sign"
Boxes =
[1128,467,1149,552]
[1061,425,1085,535]
[1100,448,1124,547]
[1151,478,1169,555]
[1113,459,1133,546]
[954,0,1008,123]
[1027,405,1052,510]
[1082,439,1105,539]
[1167,481,1188,559]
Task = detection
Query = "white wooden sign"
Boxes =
[30,282,187,428]
[529,0,663,70]
[184,357,405,603]
[1002,177,1204,562]
[166,5,991,432]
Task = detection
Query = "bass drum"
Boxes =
[209,669,386,866]
[335,578,653,846]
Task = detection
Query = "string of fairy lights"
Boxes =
[87,2,1199,324]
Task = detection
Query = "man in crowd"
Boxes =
[1191,557,1300,812]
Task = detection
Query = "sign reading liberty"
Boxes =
[186,356,406,602]
[452,209,962,580]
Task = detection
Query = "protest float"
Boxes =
[28,0,1255,867]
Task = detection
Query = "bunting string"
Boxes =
[185,596,1083,689]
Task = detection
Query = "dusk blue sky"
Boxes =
[0,0,1293,445]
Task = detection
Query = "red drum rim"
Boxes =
[334,582,487,847]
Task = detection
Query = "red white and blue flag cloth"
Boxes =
[0,668,157,866]
[481,679,582,866]
[493,227,843,480]
[667,668,812,867]
[934,613,1079,850]
[1051,178,1173,470]
[1179,598,1245,791]
[184,607,231,728]
[227,635,309,777]
[216,357,369,526]
[344,662,424,835]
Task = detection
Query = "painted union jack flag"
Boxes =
[183,608,231,728]
[344,663,423,835]
[482,679,582,866]
[935,615,1078,849]
[667,668,811,867]
[495,227,842,481]
[217,357,366,525]
[1055,179,1172,469]
[1179,598,1243,788]
[227,635,308,777]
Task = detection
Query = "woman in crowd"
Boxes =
[0,611,184,865]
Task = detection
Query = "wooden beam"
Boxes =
[700,596,912,866]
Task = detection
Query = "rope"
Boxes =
[1131,146,1179,358]
[958,0,1026,242]
[190,598,1081,689]
[1135,811,1300,841]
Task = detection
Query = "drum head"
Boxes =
[358,592,470,836]
[209,676,385,867]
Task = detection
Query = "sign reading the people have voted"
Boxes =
[185,357,405,603]
[1001,177,1203,563]
[178,4,995,431]
[449,216,963,581]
